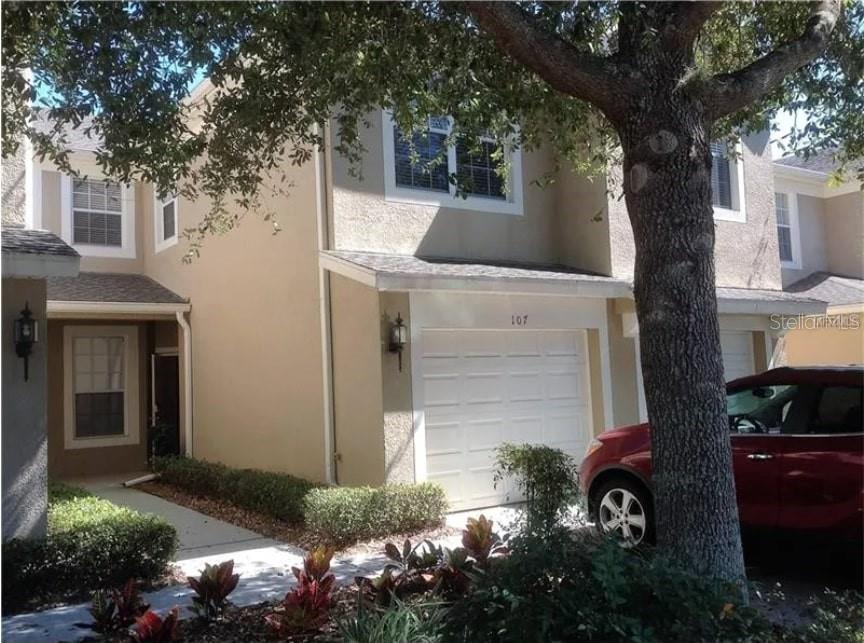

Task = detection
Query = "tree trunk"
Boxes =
[618,51,746,591]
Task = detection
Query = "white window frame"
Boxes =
[382,111,524,216]
[154,192,179,253]
[63,325,140,450]
[60,174,136,258]
[775,191,802,269]
[711,142,747,223]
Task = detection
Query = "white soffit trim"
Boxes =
[2,253,80,279]
[716,298,826,316]
[319,252,631,299]
[773,164,862,198]
[48,300,191,318]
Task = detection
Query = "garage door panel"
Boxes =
[421,328,594,511]
[720,331,755,382]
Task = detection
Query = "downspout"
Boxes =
[176,310,193,457]
[315,123,337,484]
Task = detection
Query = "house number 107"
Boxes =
[511,315,529,326]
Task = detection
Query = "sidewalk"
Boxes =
[1,478,391,642]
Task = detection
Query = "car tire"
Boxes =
[591,477,655,547]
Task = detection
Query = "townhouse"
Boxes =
[3,86,837,523]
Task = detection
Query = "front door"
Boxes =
[151,354,180,457]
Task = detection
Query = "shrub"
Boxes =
[494,443,579,536]
[2,482,177,613]
[188,559,240,621]
[448,531,771,643]
[339,599,448,643]
[154,456,316,524]
[266,546,336,636]
[304,483,448,545]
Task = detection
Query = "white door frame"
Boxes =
[409,291,613,483]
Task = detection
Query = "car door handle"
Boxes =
[746,453,774,461]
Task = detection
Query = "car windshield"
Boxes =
[727,385,798,434]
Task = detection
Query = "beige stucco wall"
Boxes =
[329,273,386,485]
[329,114,560,263]
[142,159,328,482]
[2,142,26,226]
[555,166,613,276]
[825,192,864,279]
[47,319,150,478]
[608,131,782,289]
[781,313,864,366]
[379,291,415,483]
[780,193,828,286]
[606,300,641,428]
[2,278,48,539]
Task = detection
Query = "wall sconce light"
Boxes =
[388,313,408,371]
[14,302,38,382]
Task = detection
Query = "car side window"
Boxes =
[809,386,863,435]
[727,385,799,435]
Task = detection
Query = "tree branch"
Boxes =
[663,1,722,48]
[465,2,634,122]
[703,0,841,121]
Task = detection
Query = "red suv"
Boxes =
[580,367,863,546]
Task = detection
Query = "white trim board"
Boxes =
[2,253,79,279]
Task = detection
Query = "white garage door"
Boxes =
[720,331,755,382]
[420,329,593,511]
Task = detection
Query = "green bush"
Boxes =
[448,531,772,642]
[2,482,177,614]
[494,443,579,536]
[339,599,448,643]
[154,455,316,524]
[305,483,448,546]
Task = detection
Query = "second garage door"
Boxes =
[720,331,756,382]
[420,328,594,511]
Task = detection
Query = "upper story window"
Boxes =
[774,191,800,268]
[154,193,179,253]
[72,179,122,246]
[61,175,135,259]
[710,142,746,223]
[382,112,523,216]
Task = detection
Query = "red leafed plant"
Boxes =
[132,607,180,642]
[188,559,240,620]
[89,579,150,633]
[462,515,508,567]
[265,546,336,636]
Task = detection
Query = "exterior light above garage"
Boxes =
[388,313,408,371]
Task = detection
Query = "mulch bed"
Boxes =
[136,480,460,555]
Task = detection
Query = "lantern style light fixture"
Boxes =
[14,302,38,381]
[388,313,408,371]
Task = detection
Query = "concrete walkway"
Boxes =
[1,477,393,642]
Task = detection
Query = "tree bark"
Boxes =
[617,42,745,588]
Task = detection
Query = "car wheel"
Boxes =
[592,477,654,547]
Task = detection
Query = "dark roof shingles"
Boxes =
[2,226,79,258]
[785,272,864,307]
[47,272,186,304]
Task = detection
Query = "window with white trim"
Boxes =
[62,175,135,258]
[710,142,746,222]
[72,179,123,246]
[775,193,793,263]
[73,336,126,438]
[63,325,140,449]
[154,193,179,252]
[383,112,523,215]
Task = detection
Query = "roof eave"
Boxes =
[47,300,191,319]
[716,298,826,316]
